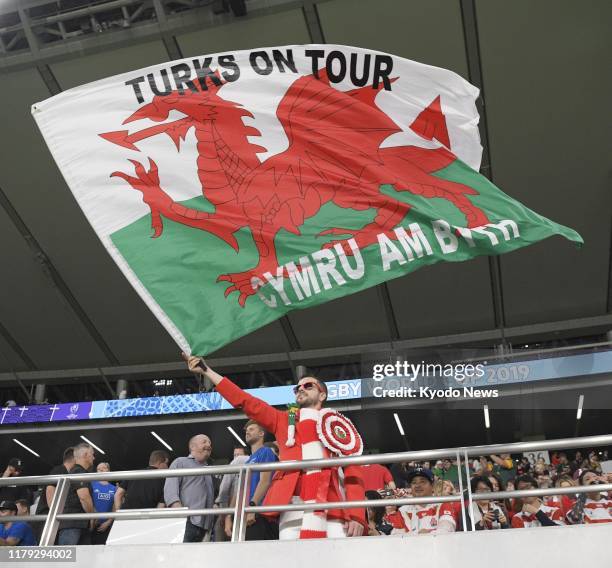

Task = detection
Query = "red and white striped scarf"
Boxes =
[298,408,332,539]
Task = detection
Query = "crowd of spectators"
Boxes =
[0,442,610,546]
[0,417,279,546]
[366,449,612,535]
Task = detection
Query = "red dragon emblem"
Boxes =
[100,70,489,306]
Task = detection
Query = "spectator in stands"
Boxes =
[0,500,36,546]
[433,480,455,497]
[567,470,612,524]
[48,449,76,506]
[365,491,393,536]
[214,449,249,542]
[90,462,116,545]
[386,468,456,534]
[225,420,279,541]
[570,451,586,475]
[434,479,463,522]
[490,453,516,486]
[536,470,553,489]
[434,458,460,488]
[33,447,74,544]
[530,460,552,488]
[472,456,494,476]
[57,443,96,545]
[0,459,32,505]
[587,452,603,474]
[164,434,215,543]
[115,450,169,511]
[185,355,367,539]
[15,499,29,516]
[555,452,571,477]
[389,461,411,489]
[486,473,513,521]
[487,473,502,493]
[233,446,247,459]
[533,461,551,480]
[463,476,508,530]
[214,447,242,495]
[15,496,34,538]
[511,475,564,528]
[545,475,576,517]
[505,478,523,523]
[360,462,395,492]
[517,457,531,476]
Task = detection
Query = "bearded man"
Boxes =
[183,354,366,539]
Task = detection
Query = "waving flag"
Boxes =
[33,45,582,355]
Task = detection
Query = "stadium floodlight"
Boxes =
[227,426,246,447]
[12,439,40,458]
[151,431,173,452]
[80,435,106,455]
[393,413,405,436]
[483,405,490,429]
[576,394,584,420]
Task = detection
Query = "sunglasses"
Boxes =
[293,381,322,395]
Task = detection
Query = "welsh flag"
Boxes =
[33,45,582,355]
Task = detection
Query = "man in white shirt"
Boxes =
[511,475,564,529]
[214,449,249,542]
[387,468,456,534]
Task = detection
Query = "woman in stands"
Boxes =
[567,470,612,524]
[461,476,509,531]
[487,472,513,522]
[545,475,576,517]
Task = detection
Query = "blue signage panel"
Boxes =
[0,351,609,426]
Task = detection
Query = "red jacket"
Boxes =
[216,377,367,528]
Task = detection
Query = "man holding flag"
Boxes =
[183,353,367,539]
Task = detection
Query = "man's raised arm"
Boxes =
[182,353,283,435]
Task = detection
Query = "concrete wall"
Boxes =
[12,524,612,568]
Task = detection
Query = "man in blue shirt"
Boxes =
[0,500,36,546]
[226,420,278,541]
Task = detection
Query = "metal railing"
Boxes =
[1,433,610,544]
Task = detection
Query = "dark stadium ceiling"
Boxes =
[0,0,610,376]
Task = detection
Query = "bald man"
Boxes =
[164,434,215,542]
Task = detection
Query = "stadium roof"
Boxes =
[0,0,610,375]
